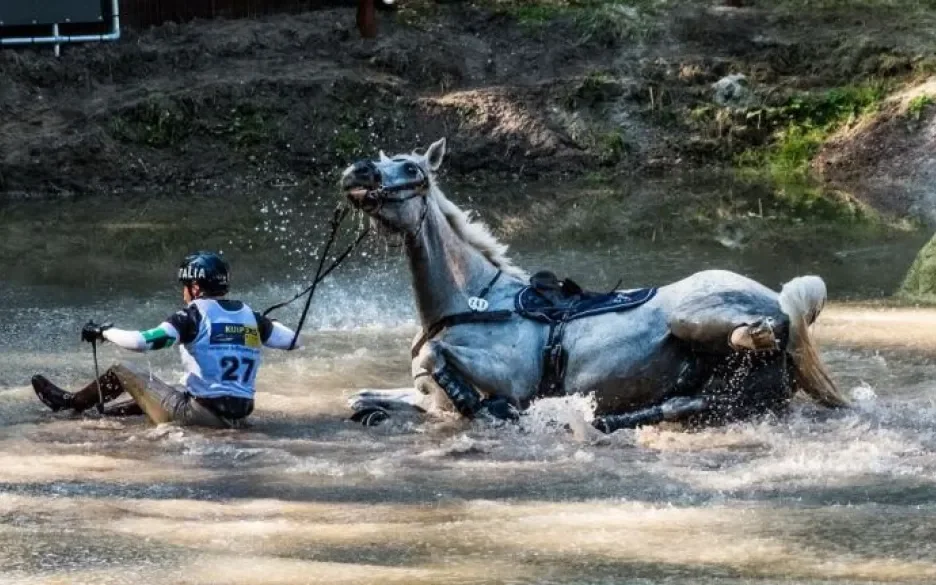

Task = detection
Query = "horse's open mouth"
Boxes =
[343,185,377,212]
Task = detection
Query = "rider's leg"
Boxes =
[109,362,250,428]
[32,368,126,413]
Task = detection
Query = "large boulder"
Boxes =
[898,231,936,302]
[711,74,753,108]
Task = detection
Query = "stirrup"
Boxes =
[729,318,779,352]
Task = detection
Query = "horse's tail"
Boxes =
[779,275,850,408]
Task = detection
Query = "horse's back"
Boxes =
[656,269,779,302]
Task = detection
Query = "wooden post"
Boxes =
[357,0,378,38]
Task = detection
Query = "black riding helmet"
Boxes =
[178,251,230,297]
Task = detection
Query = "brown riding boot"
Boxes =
[32,369,126,413]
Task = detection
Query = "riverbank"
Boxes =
[1,2,934,226]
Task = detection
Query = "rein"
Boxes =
[262,203,371,346]
[90,337,105,414]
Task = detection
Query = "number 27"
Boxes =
[220,356,256,382]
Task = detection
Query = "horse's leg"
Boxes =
[590,343,795,434]
[347,388,429,427]
[592,351,794,434]
[419,340,522,422]
[662,272,791,355]
[592,396,711,433]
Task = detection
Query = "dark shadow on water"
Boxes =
[780,505,936,565]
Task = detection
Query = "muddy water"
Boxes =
[1,178,935,585]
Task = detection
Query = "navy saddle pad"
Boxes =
[515,271,657,324]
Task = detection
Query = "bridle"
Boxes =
[355,163,431,245]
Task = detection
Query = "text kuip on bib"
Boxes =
[209,323,261,348]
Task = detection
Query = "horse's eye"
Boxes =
[403,162,420,176]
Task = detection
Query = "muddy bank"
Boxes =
[1,1,935,228]
[814,79,936,226]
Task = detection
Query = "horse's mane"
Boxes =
[430,182,529,281]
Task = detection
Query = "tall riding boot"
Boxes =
[32,369,126,413]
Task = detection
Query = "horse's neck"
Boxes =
[406,202,501,328]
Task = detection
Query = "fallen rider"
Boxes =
[31,251,302,428]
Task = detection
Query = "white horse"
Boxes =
[340,138,849,432]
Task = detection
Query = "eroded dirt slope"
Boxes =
[1,1,935,218]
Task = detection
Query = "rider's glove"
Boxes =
[81,320,113,343]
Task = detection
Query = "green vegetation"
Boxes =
[593,130,630,165]
[564,70,622,109]
[749,0,936,9]
[333,127,365,160]
[111,97,278,151]
[898,232,936,303]
[737,83,888,181]
[907,94,934,120]
[731,83,891,221]
[110,98,193,148]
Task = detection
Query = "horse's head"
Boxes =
[340,138,446,235]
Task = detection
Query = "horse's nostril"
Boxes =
[352,161,380,185]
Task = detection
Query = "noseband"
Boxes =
[359,175,431,244]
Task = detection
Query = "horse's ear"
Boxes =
[378,150,391,163]
[426,137,446,171]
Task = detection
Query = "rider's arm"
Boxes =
[255,312,302,350]
[101,307,200,352]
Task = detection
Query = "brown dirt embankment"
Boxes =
[1,1,935,226]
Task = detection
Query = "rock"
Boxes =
[897,232,936,302]
[712,73,752,108]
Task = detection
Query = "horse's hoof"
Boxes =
[660,396,709,420]
[591,418,612,434]
[350,408,390,427]
[479,398,520,422]
[729,319,779,352]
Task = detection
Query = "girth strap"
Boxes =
[538,318,570,398]
[410,270,508,359]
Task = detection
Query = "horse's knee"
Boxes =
[418,341,482,419]
[418,340,448,373]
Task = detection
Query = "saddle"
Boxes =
[516,270,657,324]
[514,271,658,398]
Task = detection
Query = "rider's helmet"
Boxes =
[178,251,230,297]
